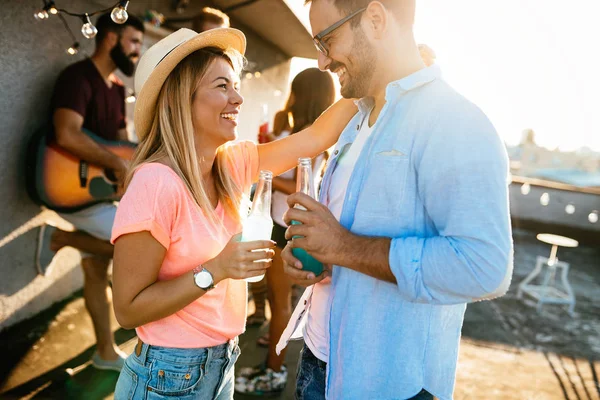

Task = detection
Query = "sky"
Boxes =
[287,0,600,152]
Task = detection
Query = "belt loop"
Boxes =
[227,339,234,357]
[206,343,214,365]
[136,338,150,365]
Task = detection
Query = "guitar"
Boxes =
[27,128,136,213]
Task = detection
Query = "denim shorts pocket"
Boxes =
[114,362,138,400]
[147,359,205,397]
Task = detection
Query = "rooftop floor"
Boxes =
[0,228,599,399]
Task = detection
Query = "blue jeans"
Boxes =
[295,344,434,400]
[114,338,240,400]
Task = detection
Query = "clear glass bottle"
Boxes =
[241,170,274,282]
[291,158,324,275]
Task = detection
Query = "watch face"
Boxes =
[195,270,213,288]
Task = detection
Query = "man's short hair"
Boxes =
[194,7,230,29]
[305,0,415,27]
[95,12,145,46]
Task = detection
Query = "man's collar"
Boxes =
[354,64,442,112]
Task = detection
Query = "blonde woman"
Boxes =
[111,28,355,400]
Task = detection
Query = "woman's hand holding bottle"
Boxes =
[205,234,276,282]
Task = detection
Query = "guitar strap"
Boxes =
[79,160,88,188]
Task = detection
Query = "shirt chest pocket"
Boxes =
[356,152,410,220]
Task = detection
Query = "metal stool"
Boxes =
[517,233,578,316]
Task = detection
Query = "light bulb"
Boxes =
[48,1,58,14]
[245,72,253,80]
[81,14,98,39]
[589,211,598,224]
[540,193,550,206]
[254,71,262,78]
[520,183,530,195]
[34,9,49,20]
[66,42,80,55]
[565,204,575,214]
[111,1,129,24]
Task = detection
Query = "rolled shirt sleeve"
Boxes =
[389,105,513,304]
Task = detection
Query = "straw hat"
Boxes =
[134,27,246,140]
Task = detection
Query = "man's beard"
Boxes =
[335,28,377,99]
[110,42,138,77]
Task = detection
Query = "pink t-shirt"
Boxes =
[111,141,259,348]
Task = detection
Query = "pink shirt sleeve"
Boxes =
[111,164,183,249]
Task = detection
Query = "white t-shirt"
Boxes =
[304,112,375,362]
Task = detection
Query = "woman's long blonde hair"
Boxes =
[126,47,247,230]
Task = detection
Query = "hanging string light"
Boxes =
[47,1,58,15]
[55,13,80,55]
[517,181,599,225]
[32,1,131,53]
[66,42,80,55]
[33,8,49,20]
[111,1,129,24]
[125,88,136,103]
[81,13,98,39]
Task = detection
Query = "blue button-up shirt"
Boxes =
[319,65,513,400]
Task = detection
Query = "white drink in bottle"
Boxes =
[241,170,273,282]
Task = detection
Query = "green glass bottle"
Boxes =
[291,158,324,276]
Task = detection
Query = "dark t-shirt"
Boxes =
[50,58,126,141]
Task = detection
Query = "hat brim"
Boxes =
[134,28,246,141]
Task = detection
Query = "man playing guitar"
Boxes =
[36,12,144,372]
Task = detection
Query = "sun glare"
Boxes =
[290,0,600,152]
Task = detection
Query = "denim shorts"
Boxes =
[114,338,240,400]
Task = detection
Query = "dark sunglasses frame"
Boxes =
[312,7,367,56]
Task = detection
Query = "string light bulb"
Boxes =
[125,89,136,103]
[81,13,97,39]
[540,193,550,206]
[520,183,530,195]
[589,211,598,224]
[66,42,80,55]
[565,204,575,214]
[34,9,49,20]
[111,1,129,24]
[47,1,58,15]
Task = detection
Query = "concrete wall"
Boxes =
[0,1,291,330]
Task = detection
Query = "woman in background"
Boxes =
[235,68,336,396]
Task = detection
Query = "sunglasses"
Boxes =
[313,7,367,57]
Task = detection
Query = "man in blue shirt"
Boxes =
[277,1,513,399]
